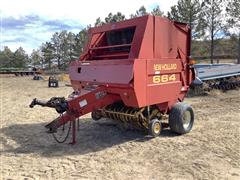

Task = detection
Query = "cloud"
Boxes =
[2,15,40,30]
[1,15,83,53]
[42,19,82,31]
[2,37,27,43]
[2,14,82,32]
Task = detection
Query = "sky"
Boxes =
[0,0,178,54]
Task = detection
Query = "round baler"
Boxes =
[30,15,195,144]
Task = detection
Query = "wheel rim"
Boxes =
[153,122,161,134]
[183,110,191,129]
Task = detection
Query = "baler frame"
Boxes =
[30,15,195,144]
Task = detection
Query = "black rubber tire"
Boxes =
[148,118,162,137]
[169,102,194,134]
[91,111,102,121]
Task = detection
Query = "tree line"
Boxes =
[0,0,239,70]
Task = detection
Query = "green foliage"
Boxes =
[130,6,148,18]
[105,12,125,23]
[151,6,164,17]
[33,29,89,70]
[226,0,240,63]
[226,0,240,24]
[30,49,42,67]
[74,28,88,57]
[168,0,205,39]
[94,12,126,27]
[41,42,54,69]
[0,46,28,68]
[202,0,224,36]
[192,37,238,58]
[202,0,224,63]
[0,47,13,68]
[94,17,104,27]
[14,47,29,67]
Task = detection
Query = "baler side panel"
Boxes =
[69,60,134,86]
[174,22,192,86]
[133,59,147,107]
[146,59,182,105]
[106,87,138,108]
[137,16,154,59]
[154,17,178,59]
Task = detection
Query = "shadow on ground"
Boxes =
[1,118,177,157]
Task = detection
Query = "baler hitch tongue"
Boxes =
[29,97,68,114]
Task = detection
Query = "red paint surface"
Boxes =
[66,15,193,122]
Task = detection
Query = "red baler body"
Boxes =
[69,15,193,112]
[31,15,194,144]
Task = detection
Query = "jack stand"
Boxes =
[77,118,80,131]
[69,120,76,145]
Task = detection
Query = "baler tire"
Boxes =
[91,111,102,121]
[169,102,194,134]
[148,119,162,137]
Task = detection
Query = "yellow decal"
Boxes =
[153,64,177,71]
[153,74,176,84]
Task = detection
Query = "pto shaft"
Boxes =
[29,97,68,114]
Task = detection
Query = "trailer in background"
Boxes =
[0,67,42,76]
[192,63,240,91]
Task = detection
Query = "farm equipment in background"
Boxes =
[30,15,195,144]
[191,64,240,95]
[0,67,42,76]
[48,76,59,88]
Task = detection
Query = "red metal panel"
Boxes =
[154,17,178,59]
[133,59,147,107]
[69,60,134,84]
[147,82,182,105]
[137,16,154,59]
[106,87,138,107]
[174,22,190,58]
[68,87,120,115]
[145,58,182,105]
[147,59,182,75]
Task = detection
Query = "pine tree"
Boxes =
[0,47,14,68]
[151,5,164,17]
[13,47,28,68]
[30,49,42,67]
[41,42,54,69]
[105,12,125,23]
[168,0,205,40]
[226,0,240,64]
[130,6,148,18]
[94,17,104,27]
[74,28,88,57]
[202,0,224,64]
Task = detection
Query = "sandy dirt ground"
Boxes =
[0,76,239,180]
